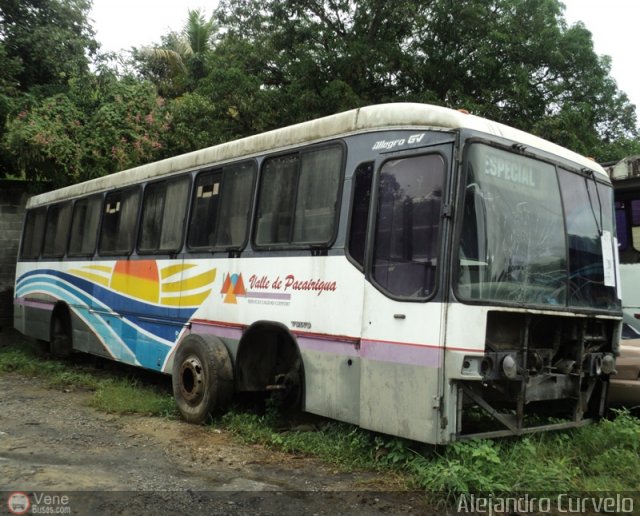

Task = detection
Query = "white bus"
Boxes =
[14,103,621,444]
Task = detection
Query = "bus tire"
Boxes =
[172,334,233,424]
[50,309,72,358]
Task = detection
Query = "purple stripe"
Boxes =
[297,336,359,357]
[245,292,292,300]
[190,322,243,341]
[361,340,441,367]
[14,297,55,311]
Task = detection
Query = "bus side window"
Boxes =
[42,203,72,258]
[20,207,47,260]
[255,155,298,245]
[68,196,102,257]
[372,154,445,298]
[99,188,141,255]
[348,162,374,268]
[255,144,343,247]
[293,146,343,244]
[215,162,255,248]
[139,176,190,254]
[188,170,223,249]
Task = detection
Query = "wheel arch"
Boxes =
[235,320,305,406]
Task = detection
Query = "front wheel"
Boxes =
[172,334,233,423]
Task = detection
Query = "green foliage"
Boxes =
[133,9,217,98]
[161,92,224,154]
[1,0,640,183]
[3,71,171,185]
[211,0,639,160]
[0,336,176,417]
[91,379,177,417]
[0,0,97,93]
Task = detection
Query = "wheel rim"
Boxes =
[179,355,205,403]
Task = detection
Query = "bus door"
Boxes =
[359,147,452,443]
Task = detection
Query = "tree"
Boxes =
[0,0,98,94]
[211,0,638,161]
[3,68,170,186]
[134,9,217,98]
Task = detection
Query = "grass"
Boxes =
[2,331,640,507]
[0,332,177,417]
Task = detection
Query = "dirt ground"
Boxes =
[0,330,434,515]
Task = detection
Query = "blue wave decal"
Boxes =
[15,270,199,371]
[17,269,197,342]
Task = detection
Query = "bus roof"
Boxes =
[27,102,607,208]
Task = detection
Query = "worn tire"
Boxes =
[172,334,233,423]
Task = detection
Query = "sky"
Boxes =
[90,0,640,110]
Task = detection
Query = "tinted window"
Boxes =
[216,162,255,248]
[139,176,190,253]
[348,162,373,268]
[99,188,140,255]
[20,207,46,259]
[293,146,343,243]
[373,154,445,298]
[42,203,72,258]
[68,196,102,256]
[188,161,255,250]
[559,172,617,309]
[255,144,343,246]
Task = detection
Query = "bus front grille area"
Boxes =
[456,311,618,439]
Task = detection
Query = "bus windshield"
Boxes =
[456,143,619,310]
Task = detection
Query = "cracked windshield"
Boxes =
[456,144,618,309]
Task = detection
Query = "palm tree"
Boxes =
[137,9,216,97]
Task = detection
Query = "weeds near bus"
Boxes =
[0,336,176,417]
[2,335,640,503]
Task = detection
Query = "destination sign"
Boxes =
[482,154,536,187]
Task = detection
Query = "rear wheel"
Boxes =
[172,334,233,423]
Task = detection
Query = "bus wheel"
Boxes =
[172,334,233,424]
[50,310,72,358]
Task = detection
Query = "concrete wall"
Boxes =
[0,180,31,329]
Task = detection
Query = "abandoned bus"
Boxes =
[14,103,621,444]
[606,155,640,337]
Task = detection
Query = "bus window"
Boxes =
[348,162,373,268]
[188,170,222,248]
[99,188,141,255]
[215,162,255,248]
[139,176,190,254]
[68,195,102,257]
[256,144,343,246]
[372,154,445,298]
[42,203,72,258]
[20,207,46,259]
[188,162,255,250]
[255,154,298,245]
[559,171,617,309]
[293,146,343,244]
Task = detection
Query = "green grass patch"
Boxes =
[90,379,176,416]
[0,333,177,417]
[220,407,640,502]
